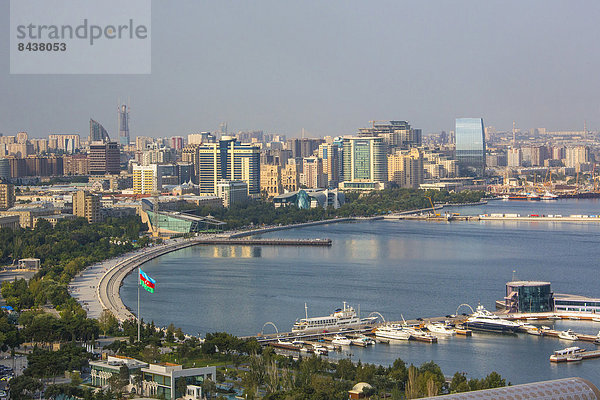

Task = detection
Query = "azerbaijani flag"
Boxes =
[139,269,156,293]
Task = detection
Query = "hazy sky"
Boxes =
[1,0,600,139]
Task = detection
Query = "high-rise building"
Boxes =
[72,190,100,223]
[133,164,161,194]
[63,154,89,175]
[49,134,80,153]
[196,137,260,196]
[565,146,590,169]
[300,157,326,189]
[0,183,15,210]
[286,138,324,159]
[358,121,421,150]
[455,118,486,176]
[318,143,341,187]
[507,148,522,168]
[170,136,184,151]
[188,132,216,145]
[341,136,387,184]
[118,105,130,146]
[89,119,110,143]
[0,159,9,180]
[388,148,424,188]
[16,132,28,144]
[89,142,120,175]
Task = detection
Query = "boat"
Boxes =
[464,305,521,333]
[592,317,600,323]
[374,324,412,340]
[405,327,437,342]
[527,192,541,201]
[550,346,585,362]
[331,334,352,346]
[292,302,377,333]
[549,315,562,320]
[526,326,543,336]
[507,194,529,201]
[352,334,375,346]
[541,191,559,200]
[558,329,578,340]
[426,322,456,335]
[312,344,328,356]
[569,316,581,321]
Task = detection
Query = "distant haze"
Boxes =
[1,0,599,138]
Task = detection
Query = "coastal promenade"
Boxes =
[71,218,358,322]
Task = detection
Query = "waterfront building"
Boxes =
[503,281,554,313]
[387,148,424,188]
[133,164,161,194]
[260,164,283,198]
[358,120,421,150]
[0,183,15,210]
[273,188,345,209]
[73,190,101,223]
[216,180,248,207]
[553,294,600,314]
[196,137,260,196]
[90,355,147,389]
[89,119,110,143]
[421,377,600,400]
[118,104,130,146]
[455,118,486,176]
[341,136,387,189]
[89,142,120,175]
[300,157,326,189]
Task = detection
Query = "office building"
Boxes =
[388,148,424,188]
[286,138,323,159]
[216,180,248,207]
[118,105,130,146]
[358,120,421,150]
[341,136,387,185]
[89,119,110,143]
[89,142,120,175]
[73,190,101,223]
[318,143,341,187]
[196,137,260,196]
[455,118,486,176]
[0,183,15,210]
[300,157,326,189]
[133,164,161,194]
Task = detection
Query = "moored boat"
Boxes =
[426,322,456,335]
[331,334,352,346]
[558,329,578,340]
[374,324,412,340]
[465,305,521,333]
[292,302,377,333]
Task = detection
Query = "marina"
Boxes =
[121,199,600,385]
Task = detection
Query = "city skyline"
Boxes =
[2,1,600,138]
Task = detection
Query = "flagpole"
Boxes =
[137,267,140,343]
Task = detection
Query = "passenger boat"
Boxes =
[464,305,521,333]
[292,302,377,333]
[374,324,412,340]
[558,329,578,340]
[541,191,559,200]
[425,322,456,335]
[550,346,585,362]
[331,334,352,346]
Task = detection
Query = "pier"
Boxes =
[192,238,332,246]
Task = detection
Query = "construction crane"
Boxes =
[426,196,440,217]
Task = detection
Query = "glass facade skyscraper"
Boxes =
[455,118,486,176]
[342,137,387,183]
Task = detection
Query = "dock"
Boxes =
[193,238,332,246]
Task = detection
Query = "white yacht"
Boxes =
[404,326,437,341]
[464,305,521,333]
[374,324,412,340]
[426,322,456,335]
[558,329,578,340]
[331,334,352,346]
[292,302,377,333]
